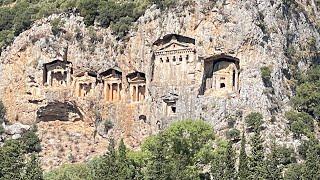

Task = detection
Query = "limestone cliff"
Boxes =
[0,0,319,169]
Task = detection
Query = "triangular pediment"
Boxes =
[158,41,190,51]
[129,76,146,82]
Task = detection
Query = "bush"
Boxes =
[260,66,272,87]
[51,18,63,36]
[152,0,177,10]
[77,0,99,26]
[292,65,320,119]
[226,128,240,141]
[245,112,263,131]
[0,124,4,135]
[44,163,91,180]
[104,120,113,132]
[285,111,314,138]
[21,126,41,153]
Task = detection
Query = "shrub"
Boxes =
[292,65,320,119]
[77,0,99,26]
[260,66,272,87]
[50,18,63,36]
[21,125,41,153]
[104,120,113,132]
[285,111,314,138]
[44,163,91,180]
[245,112,263,131]
[0,124,4,135]
[226,128,240,141]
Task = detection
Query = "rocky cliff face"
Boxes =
[0,0,319,169]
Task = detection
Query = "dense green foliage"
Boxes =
[245,112,264,131]
[0,129,43,180]
[238,131,248,180]
[0,0,177,51]
[282,64,320,178]
[44,163,91,180]
[260,66,272,87]
[292,65,320,120]
[285,110,314,137]
[0,100,43,179]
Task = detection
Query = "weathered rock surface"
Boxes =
[4,122,30,135]
[0,0,319,169]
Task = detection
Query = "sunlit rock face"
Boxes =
[0,0,319,169]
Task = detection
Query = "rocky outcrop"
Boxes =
[36,101,83,122]
[0,0,319,169]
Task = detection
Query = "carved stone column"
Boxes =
[136,85,139,102]
[117,83,120,101]
[235,70,239,92]
[66,68,71,86]
[109,83,112,102]
[47,71,52,86]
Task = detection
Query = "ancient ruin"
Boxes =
[201,55,240,96]
[162,93,179,117]
[43,60,72,87]
[100,68,122,102]
[152,34,196,86]
[74,72,97,98]
[127,72,146,102]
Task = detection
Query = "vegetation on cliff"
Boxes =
[0,128,43,179]
[39,64,320,179]
[0,0,178,51]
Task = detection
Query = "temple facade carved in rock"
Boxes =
[43,60,72,87]
[39,33,241,131]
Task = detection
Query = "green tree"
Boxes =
[145,134,172,180]
[77,0,99,26]
[224,141,236,179]
[211,152,225,180]
[303,138,320,179]
[117,139,133,179]
[44,163,91,180]
[0,139,25,180]
[284,163,304,180]
[90,138,118,179]
[23,153,43,180]
[0,7,14,31]
[21,125,41,153]
[292,65,320,119]
[246,113,266,179]
[285,110,314,138]
[238,131,248,180]
[265,142,282,180]
[144,120,215,179]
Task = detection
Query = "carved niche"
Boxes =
[100,68,122,102]
[127,72,146,102]
[43,60,72,87]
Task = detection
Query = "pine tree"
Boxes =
[304,138,320,179]
[238,131,248,180]
[248,127,266,180]
[211,152,225,180]
[23,153,43,180]
[145,134,171,180]
[0,139,25,179]
[91,138,118,179]
[244,113,266,179]
[265,142,282,180]
[224,141,236,180]
[117,139,133,179]
[21,125,41,153]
